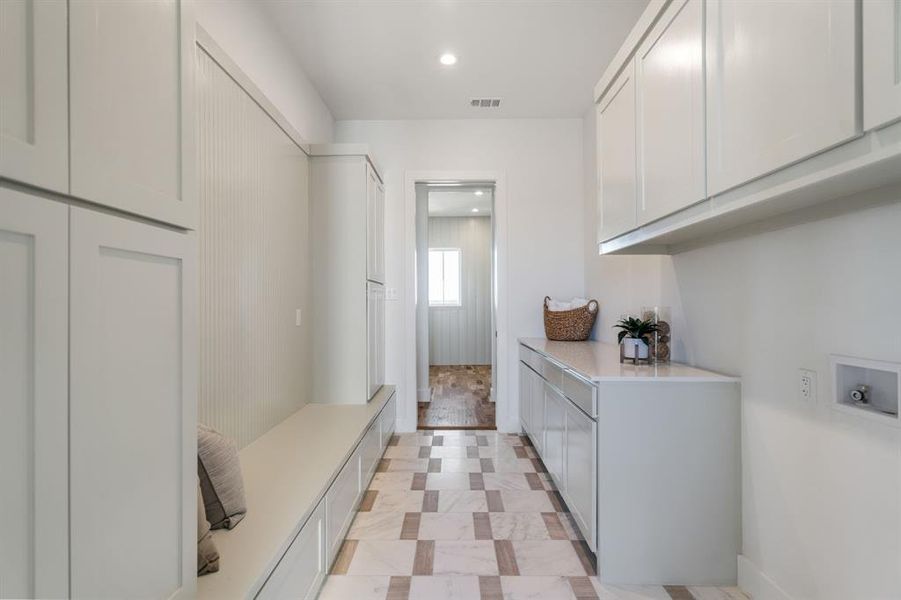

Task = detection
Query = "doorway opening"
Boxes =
[415,181,497,430]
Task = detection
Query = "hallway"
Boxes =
[418,366,495,429]
[319,430,748,600]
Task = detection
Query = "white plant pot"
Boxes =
[623,338,649,360]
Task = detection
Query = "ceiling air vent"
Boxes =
[470,98,501,108]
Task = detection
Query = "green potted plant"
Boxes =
[613,316,659,360]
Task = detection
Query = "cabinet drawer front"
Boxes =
[562,370,597,418]
[540,356,565,390]
[257,501,325,600]
[326,450,362,565]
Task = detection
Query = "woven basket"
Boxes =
[543,297,599,341]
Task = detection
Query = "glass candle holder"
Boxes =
[641,306,672,364]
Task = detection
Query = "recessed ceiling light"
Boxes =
[474,190,484,196]
[471,208,479,213]
[439,53,457,66]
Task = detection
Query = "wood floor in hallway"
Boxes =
[418,365,495,430]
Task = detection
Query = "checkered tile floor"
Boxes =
[319,430,748,600]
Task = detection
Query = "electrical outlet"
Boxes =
[799,369,817,402]
[295,308,302,327]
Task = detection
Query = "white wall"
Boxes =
[194,0,335,143]
[583,107,901,599]
[428,216,492,366]
[336,119,585,432]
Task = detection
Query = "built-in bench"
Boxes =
[197,386,397,600]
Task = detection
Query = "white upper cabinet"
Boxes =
[366,165,385,283]
[636,0,704,225]
[706,0,858,196]
[69,0,195,228]
[69,208,196,600]
[863,0,901,130]
[0,0,68,193]
[597,60,638,242]
[0,188,69,600]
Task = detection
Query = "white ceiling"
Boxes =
[429,190,493,217]
[258,0,648,120]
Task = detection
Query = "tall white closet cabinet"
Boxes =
[1,1,197,598]
[311,146,386,404]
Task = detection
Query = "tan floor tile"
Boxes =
[687,587,749,600]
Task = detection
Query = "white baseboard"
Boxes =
[738,555,795,600]
[417,388,431,402]
[397,417,417,433]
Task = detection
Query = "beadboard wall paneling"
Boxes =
[196,46,311,449]
[428,216,492,365]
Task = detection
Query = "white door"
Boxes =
[69,208,196,600]
[0,0,68,192]
[597,60,638,242]
[0,189,68,599]
[863,0,901,130]
[69,0,195,228]
[637,0,705,225]
[706,0,858,196]
[564,402,597,552]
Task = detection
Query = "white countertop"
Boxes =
[197,386,394,600]
[519,338,738,383]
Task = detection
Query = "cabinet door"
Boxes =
[543,383,566,488]
[69,0,195,228]
[564,403,597,552]
[863,0,901,130]
[530,370,546,453]
[519,363,532,434]
[326,450,362,567]
[376,181,386,283]
[706,0,858,196]
[366,166,381,282]
[361,420,381,485]
[0,0,68,192]
[380,394,396,448]
[637,0,704,225]
[597,60,638,242]
[69,208,196,600]
[0,189,68,599]
[257,500,326,600]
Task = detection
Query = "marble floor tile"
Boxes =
[395,435,435,447]
[438,458,483,473]
[687,586,750,600]
[501,576,577,600]
[488,512,551,540]
[440,436,478,446]
[512,541,586,576]
[432,541,499,576]
[409,575,481,600]
[318,575,390,600]
[368,472,415,491]
[493,458,536,473]
[589,582,671,600]
[384,446,427,459]
[418,512,476,540]
[426,472,475,490]
[483,472,532,491]
[346,540,417,576]
[437,490,490,513]
[429,446,472,459]
[499,490,556,512]
[347,510,406,540]
[386,458,430,472]
[370,490,426,512]
[559,512,585,541]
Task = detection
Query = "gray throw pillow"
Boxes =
[198,424,247,529]
[197,486,220,575]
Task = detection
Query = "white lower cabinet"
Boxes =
[0,189,69,599]
[69,207,196,600]
[564,402,597,552]
[380,394,396,447]
[257,501,326,600]
[325,449,362,567]
[543,383,566,488]
[361,420,381,483]
[519,364,532,433]
[530,367,546,453]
